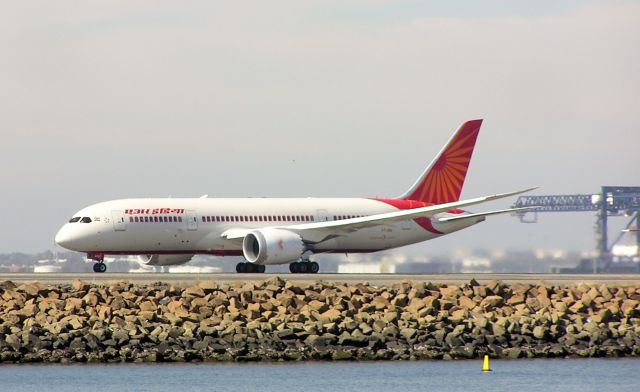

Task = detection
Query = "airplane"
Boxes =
[55,119,535,273]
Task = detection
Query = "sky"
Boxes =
[1,0,639,256]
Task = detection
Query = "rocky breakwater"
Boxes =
[0,278,639,363]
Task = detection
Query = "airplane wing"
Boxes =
[221,187,537,241]
[434,206,538,223]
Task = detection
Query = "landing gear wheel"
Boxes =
[93,262,107,273]
[289,262,319,274]
[236,263,247,273]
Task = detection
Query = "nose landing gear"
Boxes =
[87,252,107,273]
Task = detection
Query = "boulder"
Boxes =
[532,326,547,340]
[318,308,343,323]
[458,296,476,310]
[338,332,368,347]
[371,296,390,310]
[308,300,328,313]
[332,350,353,360]
[182,286,206,297]
[72,279,89,292]
[400,328,417,340]
[481,296,504,309]
[591,309,612,324]
[507,293,526,305]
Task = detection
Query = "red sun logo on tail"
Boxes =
[405,119,481,204]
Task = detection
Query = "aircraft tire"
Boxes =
[93,263,107,273]
[309,262,319,274]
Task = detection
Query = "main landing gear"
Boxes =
[87,252,107,273]
[289,261,319,274]
[236,262,266,273]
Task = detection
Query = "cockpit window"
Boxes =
[69,217,81,223]
[80,217,92,223]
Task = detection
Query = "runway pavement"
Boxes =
[1,273,639,286]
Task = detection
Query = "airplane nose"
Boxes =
[55,225,74,249]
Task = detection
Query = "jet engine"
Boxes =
[139,254,195,266]
[242,228,305,265]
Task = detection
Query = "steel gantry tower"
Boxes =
[511,186,640,272]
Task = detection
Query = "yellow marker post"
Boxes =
[482,355,492,372]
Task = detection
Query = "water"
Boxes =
[1,359,639,392]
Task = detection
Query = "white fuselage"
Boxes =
[55,197,481,257]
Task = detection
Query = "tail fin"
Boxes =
[398,119,482,204]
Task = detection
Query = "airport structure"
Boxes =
[512,186,640,272]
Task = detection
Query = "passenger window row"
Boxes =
[333,215,363,220]
[129,216,183,223]
[201,215,315,223]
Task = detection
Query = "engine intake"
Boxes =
[242,229,304,265]
[139,254,194,266]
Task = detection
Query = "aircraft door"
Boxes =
[186,210,198,231]
[316,209,330,222]
[112,211,127,231]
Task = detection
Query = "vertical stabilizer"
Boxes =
[399,119,482,204]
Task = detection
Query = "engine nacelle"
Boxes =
[139,254,194,266]
[242,229,305,265]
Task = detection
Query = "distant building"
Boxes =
[33,258,66,273]
[337,262,396,274]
